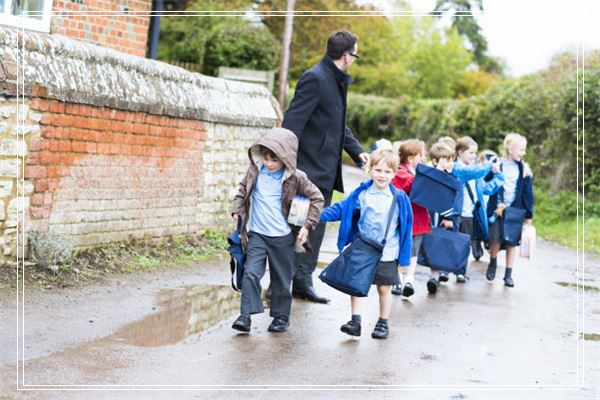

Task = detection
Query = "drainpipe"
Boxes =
[147,0,163,59]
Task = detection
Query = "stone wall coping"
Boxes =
[0,27,281,127]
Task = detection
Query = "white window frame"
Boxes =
[0,0,53,33]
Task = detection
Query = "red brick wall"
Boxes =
[26,99,206,246]
[51,0,152,57]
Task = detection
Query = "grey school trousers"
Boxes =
[241,231,296,318]
[292,188,333,290]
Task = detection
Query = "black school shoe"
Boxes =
[427,277,439,294]
[340,320,361,337]
[268,316,290,332]
[371,321,389,339]
[391,284,403,295]
[438,272,449,283]
[232,315,251,332]
[401,282,415,297]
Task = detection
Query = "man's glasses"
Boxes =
[347,52,360,60]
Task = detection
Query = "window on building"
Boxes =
[0,0,52,32]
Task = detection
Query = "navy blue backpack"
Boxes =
[227,217,245,292]
[410,164,463,216]
[319,189,399,297]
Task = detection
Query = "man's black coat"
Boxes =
[282,55,365,193]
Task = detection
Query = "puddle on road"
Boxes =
[111,284,242,348]
[555,282,600,292]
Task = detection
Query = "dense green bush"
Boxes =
[346,51,600,199]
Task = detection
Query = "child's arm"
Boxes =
[297,175,325,231]
[320,200,345,222]
[232,171,250,218]
[452,162,493,184]
[482,171,505,196]
[397,192,413,267]
[522,176,534,221]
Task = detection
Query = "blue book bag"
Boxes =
[410,164,462,217]
[227,217,245,292]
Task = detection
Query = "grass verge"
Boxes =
[0,231,228,291]
[534,187,600,254]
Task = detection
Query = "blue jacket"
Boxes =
[486,160,535,219]
[454,160,504,240]
[320,180,413,266]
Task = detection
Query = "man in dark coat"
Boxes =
[282,30,368,303]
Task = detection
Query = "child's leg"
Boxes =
[350,295,363,316]
[240,233,269,316]
[503,245,516,287]
[377,285,392,319]
[505,245,516,268]
[402,258,417,285]
[266,232,296,318]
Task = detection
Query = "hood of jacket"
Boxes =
[248,127,298,175]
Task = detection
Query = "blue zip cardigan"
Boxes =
[486,160,534,220]
[454,160,505,240]
[320,180,413,266]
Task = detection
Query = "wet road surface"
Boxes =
[1,166,599,400]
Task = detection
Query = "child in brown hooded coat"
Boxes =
[231,128,324,333]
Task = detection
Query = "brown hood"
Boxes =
[248,128,298,173]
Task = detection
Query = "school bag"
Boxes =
[227,217,245,292]
[410,164,463,216]
[417,221,470,273]
[319,189,399,297]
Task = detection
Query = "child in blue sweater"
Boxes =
[320,149,413,339]
[486,133,534,287]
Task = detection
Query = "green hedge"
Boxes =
[346,52,600,198]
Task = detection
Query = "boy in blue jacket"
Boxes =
[320,149,413,339]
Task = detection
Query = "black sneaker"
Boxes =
[456,274,467,283]
[504,276,514,287]
[427,277,439,294]
[438,273,449,283]
[268,316,290,332]
[340,320,361,337]
[391,284,403,296]
[232,315,251,332]
[401,282,415,297]
[371,321,389,339]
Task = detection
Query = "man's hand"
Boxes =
[358,152,369,166]
[298,227,309,244]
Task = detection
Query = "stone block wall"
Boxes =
[51,0,153,58]
[0,27,279,260]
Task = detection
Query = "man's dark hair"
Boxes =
[326,30,358,60]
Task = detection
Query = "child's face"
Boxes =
[262,154,284,172]
[407,151,424,168]
[507,143,526,162]
[370,160,396,189]
[435,157,454,173]
[459,145,478,165]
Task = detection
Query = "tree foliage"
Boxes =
[157,0,280,75]
[434,0,504,74]
[345,50,600,197]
